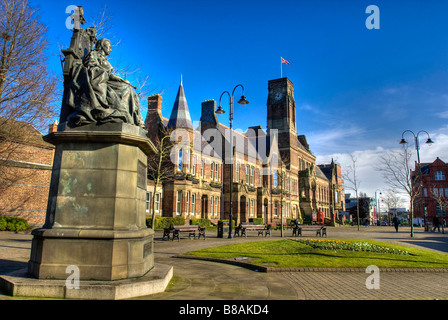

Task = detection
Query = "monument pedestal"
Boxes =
[27,123,160,282]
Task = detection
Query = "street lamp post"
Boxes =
[374,189,382,225]
[216,85,249,238]
[399,130,434,237]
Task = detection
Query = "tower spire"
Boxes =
[167,76,193,130]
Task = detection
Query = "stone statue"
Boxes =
[60,25,145,128]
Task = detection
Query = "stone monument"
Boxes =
[0,7,172,299]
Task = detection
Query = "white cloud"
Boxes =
[437,111,448,119]
[315,125,448,209]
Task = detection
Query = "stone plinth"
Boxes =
[28,123,157,281]
[1,263,173,300]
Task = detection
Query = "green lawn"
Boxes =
[184,239,448,269]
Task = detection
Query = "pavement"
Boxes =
[1,225,448,300]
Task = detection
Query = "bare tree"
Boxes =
[342,154,362,230]
[0,0,57,130]
[376,145,420,237]
[0,0,56,209]
[381,189,402,224]
[430,185,447,230]
[147,129,176,230]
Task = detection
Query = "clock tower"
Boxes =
[267,77,299,151]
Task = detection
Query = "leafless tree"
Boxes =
[430,185,448,226]
[376,145,420,237]
[0,0,57,210]
[381,189,403,223]
[342,153,361,230]
[0,0,57,130]
[147,128,176,230]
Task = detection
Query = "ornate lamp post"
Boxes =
[216,85,249,238]
[399,130,434,237]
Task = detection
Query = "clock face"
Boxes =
[274,91,283,101]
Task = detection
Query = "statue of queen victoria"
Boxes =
[60,22,145,128]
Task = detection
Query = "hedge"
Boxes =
[146,216,185,229]
[189,218,212,228]
[0,216,30,231]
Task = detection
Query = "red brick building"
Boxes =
[411,157,448,224]
[145,77,342,225]
[0,119,55,225]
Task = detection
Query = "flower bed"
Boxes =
[294,239,409,255]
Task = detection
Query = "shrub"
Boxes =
[0,216,30,232]
[190,218,212,228]
[249,218,264,225]
[146,216,186,230]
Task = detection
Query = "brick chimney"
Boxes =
[48,121,58,133]
[145,94,164,141]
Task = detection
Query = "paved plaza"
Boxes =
[0,225,447,300]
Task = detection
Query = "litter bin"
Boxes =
[217,220,229,238]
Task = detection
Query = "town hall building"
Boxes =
[144,77,345,226]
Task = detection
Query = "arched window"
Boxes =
[435,171,445,181]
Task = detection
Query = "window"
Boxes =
[191,194,196,215]
[273,171,278,188]
[245,165,250,184]
[201,160,205,178]
[423,188,428,197]
[192,155,197,175]
[176,191,182,215]
[274,201,279,217]
[178,149,183,171]
[215,163,219,181]
[185,150,190,172]
[210,197,214,215]
[186,191,190,215]
[146,192,151,212]
[250,166,254,185]
[445,188,448,198]
[235,162,240,182]
[211,162,215,180]
[434,188,439,197]
[435,171,445,181]
[250,199,255,216]
[215,197,219,216]
[154,193,160,213]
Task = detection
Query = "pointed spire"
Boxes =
[167,76,193,130]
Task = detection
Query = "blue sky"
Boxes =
[32,0,448,204]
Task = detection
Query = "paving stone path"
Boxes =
[1,226,447,300]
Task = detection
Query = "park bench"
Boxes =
[235,222,270,238]
[296,225,327,237]
[172,224,206,241]
[162,225,173,240]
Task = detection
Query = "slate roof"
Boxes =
[167,77,193,130]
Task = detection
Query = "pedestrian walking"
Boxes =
[392,215,399,232]
[432,216,441,232]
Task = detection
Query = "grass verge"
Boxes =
[184,239,448,269]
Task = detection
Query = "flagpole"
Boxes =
[280,57,282,78]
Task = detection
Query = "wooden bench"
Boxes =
[235,222,270,238]
[296,225,327,237]
[171,225,206,241]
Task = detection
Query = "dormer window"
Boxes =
[435,171,445,181]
